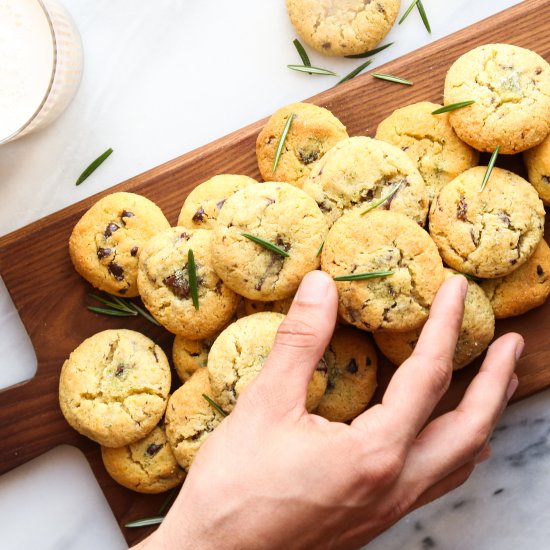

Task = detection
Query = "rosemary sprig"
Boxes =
[287,64,338,76]
[158,488,179,515]
[432,101,476,115]
[87,293,161,326]
[398,0,419,25]
[202,394,228,417]
[479,146,500,193]
[293,39,311,68]
[333,270,395,282]
[87,306,136,317]
[372,73,413,86]
[316,240,325,257]
[417,0,431,33]
[338,59,373,85]
[125,516,164,529]
[241,232,290,258]
[345,42,394,59]
[360,182,402,215]
[75,148,113,186]
[273,113,294,173]
[188,249,199,310]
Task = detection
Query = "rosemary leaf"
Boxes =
[88,293,134,313]
[202,394,228,417]
[333,270,395,282]
[128,301,161,326]
[345,42,394,59]
[287,64,338,76]
[398,0,419,24]
[75,148,113,186]
[188,249,200,310]
[125,516,164,529]
[316,240,325,257]
[88,293,160,325]
[158,488,179,515]
[372,73,413,86]
[241,232,290,258]
[337,59,373,85]
[417,0,431,33]
[87,306,136,317]
[432,101,475,115]
[293,39,311,67]
[479,146,500,193]
[273,112,294,173]
[360,182,402,216]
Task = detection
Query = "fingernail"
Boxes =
[506,375,519,401]
[295,271,331,304]
[515,340,525,361]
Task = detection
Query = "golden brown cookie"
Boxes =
[256,102,348,188]
[243,295,294,316]
[172,335,216,383]
[59,329,171,447]
[429,167,545,278]
[69,192,170,297]
[524,134,550,206]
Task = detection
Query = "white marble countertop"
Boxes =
[2,1,549,548]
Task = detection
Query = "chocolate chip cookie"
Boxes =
[524,134,550,206]
[172,334,216,383]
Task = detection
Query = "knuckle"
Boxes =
[462,413,492,456]
[274,317,319,352]
[360,450,404,485]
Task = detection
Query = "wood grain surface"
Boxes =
[1,0,549,544]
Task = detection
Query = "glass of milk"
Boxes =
[0,0,83,144]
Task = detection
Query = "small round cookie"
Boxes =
[302,136,429,228]
[285,0,400,57]
[243,295,294,316]
[375,102,479,201]
[177,174,257,229]
[443,43,550,154]
[165,369,225,471]
[315,326,378,423]
[137,228,240,339]
[211,182,327,301]
[207,312,328,413]
[374,270,495,370]
[429,167,545,278]
[59,329,171,448]
[101,425,186,494]
[481,238,550,318]
[322,210,445,332]
[69,192,171,296]
[524,135,550,206]
[172,335,216,382]
[256,103,348,188]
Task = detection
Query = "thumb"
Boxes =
[255,270,338,414]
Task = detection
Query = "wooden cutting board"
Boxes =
[1,0,549,544]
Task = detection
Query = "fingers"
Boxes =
[249,270,338,415]
[353,275,468,444]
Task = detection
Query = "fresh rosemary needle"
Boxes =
[187,249,199,310]
[293,39,311,68]
[371,73,413,86]
[398,0,419,25]
[287,64,338,76]
[75,148,113,186]
[272,112,294,173]
[316,240,325,257]
[202,394,228,417]
[333,270,395,282]
[87,293,160,325]
[345,42,394,59]
[360,182,403,215]
[338,59,373,85]
[432,101,476,115]
[416,0,431,33]
[479,146,500,193]
[125,516,164,529]
[241,233,290,258]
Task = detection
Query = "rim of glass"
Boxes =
[0,0,58,145]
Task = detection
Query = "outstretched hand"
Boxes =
[137,271,522,550]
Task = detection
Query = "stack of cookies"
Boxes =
[60,42,550,495]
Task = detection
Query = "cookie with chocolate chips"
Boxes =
[322,210,445,332]
[137,228,240,339]
[101,425,186,493]
[429,167,545,278]
[69,192,170,296]
[524,134,550,206]
[243,295,294,316]
[256,102,348,188]
[315,326,378,423]
[172,334,216,382]
[211,182,327,301]
[302,136,429,228]
[59,329,171,448]
[177,174,257,230]
[207,312,328,413]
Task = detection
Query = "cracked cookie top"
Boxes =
[211,182,328,300]
[101,425,186,494]
[303,136,429,228]
[59,329,171,448]
[524,134,550,206]
[137,227,240,340]
[429,166,545,278]
[375,101,479,202]
[165,369,225,471]
[69,192,171,297]
[207,312,328,413]
[444,43,550,154]
[256,102,348,188]
[285,0,400,56]
[322,210,445,331]
[177,174,257,230]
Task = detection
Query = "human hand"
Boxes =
[137,271,522,550]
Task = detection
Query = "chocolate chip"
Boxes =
[346,359,358,374]
[536,67,543,75]
[192,206,206,223]
[537,264,544,276]
[457,196,468,221]
[164,272,190,299]
[318,201,332,213]
[121,210,134,219]
[275,235,291,252]
[104,223,119,238]
[214,279,223,295]
[146,443,163,456]
[542,175,550,184]
[322,42,331,49]
[298,149,320,165]
[108,262,124,280]
[130,246,139,257]
[97,247,112,260]
[366,357,372,367]
[115,364,125,376]
[266,198,276,206]
[499,212,511,227]
[216,199,226,210]
[180,232,190,240]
